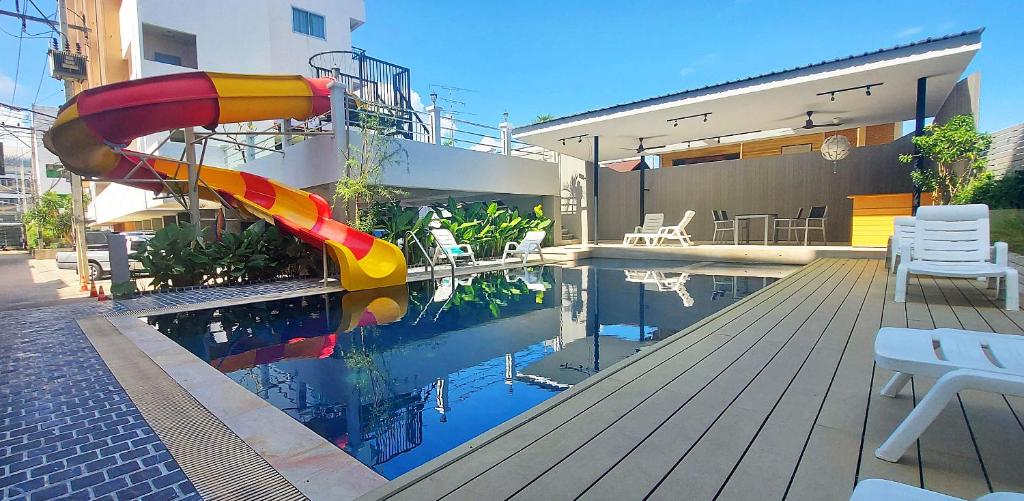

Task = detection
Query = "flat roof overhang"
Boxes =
[513,30,982,162]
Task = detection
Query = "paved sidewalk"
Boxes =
[0,251,331,500]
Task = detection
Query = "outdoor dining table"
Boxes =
[733,213,778,245]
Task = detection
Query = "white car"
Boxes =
[56,232,153,280]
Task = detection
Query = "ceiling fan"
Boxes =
[621,137,667,154]
[802,111,843,129]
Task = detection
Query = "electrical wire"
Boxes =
[10,1,26,104]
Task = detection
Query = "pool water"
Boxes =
[145,259,786,479]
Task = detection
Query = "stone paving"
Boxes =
[1,274,330,500]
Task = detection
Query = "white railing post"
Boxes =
[328,71,354,223]
[427,104,442,145]
[278,119,292,149]
[244,134,257,162]
[500,112,511,156]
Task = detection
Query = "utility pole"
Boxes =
[57,0,90,289]
[183,128,201,231]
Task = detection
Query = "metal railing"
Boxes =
[404,231,440,280]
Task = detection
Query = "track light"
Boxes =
[673,121,678,127]
[578,137,582,143]
[865,86,872,96]
[703,114,708,122]
[830,93,836,101]
[561,139,566,146]
[666,112,712,127]
[818,82,882,101]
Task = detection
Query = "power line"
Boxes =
[10,0,27,104]
[0,101,57,119]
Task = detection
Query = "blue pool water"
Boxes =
[145,259,786,479]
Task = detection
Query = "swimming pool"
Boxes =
[145,259,789,479]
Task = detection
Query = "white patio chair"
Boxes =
[772,207,805,243]
[712,210,736,243]
[654,210,695,246]
[894,204,1018,311]
[851,478,1024,500]
[622,213,665,246]
[502,230,546,264]
[872,327,1024,462]
[889,216,916,274]
[790,205,827,245]
[505,266,547,291]
[430,228,476,267]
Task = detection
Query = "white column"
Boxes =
[277,119,292,149]
[427,105,442,145]
[499,112,512,156]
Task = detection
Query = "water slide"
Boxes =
[43,72,406,291]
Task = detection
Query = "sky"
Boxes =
[0,0,1021,153]
[348,0,1024,133]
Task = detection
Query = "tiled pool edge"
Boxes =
[81,315,387,500]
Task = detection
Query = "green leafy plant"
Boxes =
[991,211,1024,253]
[133,223,216,289]
[110,280,138,299]
[899,115,992,204]
[23,191,87,248]
[533,114,555,124]
[334,103,408,232]
[953,170,1024,209]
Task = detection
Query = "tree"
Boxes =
[24,192,76,248]
[533,114,555,124]
[899,114,992,205]
[334,103,408,232]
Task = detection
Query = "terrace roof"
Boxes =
[513,30,983,162]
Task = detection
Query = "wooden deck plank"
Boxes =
[365,259,1024,501]
[855,266,921,487]
[552,261,862,501]
[915,276,991,499]
[938,278,1024,494]
[446,261,853,500]
[377,260,835,500]
[714,259,878,501]
[785,261,890,501]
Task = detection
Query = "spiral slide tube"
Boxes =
[44,72,406,291]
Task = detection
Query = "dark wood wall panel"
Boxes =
[597,135,915,243]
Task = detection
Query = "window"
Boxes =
[153,52,182,66]
[292,7,325,39]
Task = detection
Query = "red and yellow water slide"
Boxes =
[44,72,406,291]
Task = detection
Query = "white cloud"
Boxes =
[896,26,923,39]
[470,136,501,153]
[0,73,24,102]
[410,90,427,112]
[679,53,718,78]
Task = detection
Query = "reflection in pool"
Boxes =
[145,260,786,479]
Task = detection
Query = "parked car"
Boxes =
[56,231,153,280]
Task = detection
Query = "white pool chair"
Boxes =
[655,210,695,246]
[622,213,665,246]
[431,228,476,267]
[873,327,1024,462]
[890,215,916,274]
[894,204,1018,311]
[502,230,546,264]
[505,266,547,291]
[851,479,1024,501]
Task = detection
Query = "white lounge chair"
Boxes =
[622,213,665,246]
[873,327,1024,462]
[894,204,1018,311]
[502,230,546,264]
[430,228,476,267]
[654,210,695,246]
[851,479,1024,501]
[889,215,915,274]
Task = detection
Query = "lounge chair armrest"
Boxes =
[899,241,913,261]
[634,225,643,233]
[504,242,519,252]
[993,241,1009,267]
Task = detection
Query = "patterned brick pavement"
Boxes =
[1,277,328,500]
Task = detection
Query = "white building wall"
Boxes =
[240,133,559,197]
[92,0,365,225]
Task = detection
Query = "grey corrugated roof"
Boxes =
[514,28,984,135]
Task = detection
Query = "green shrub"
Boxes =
[133,223,216,289]
[992,211,1024,254]
[955,170,1024,209]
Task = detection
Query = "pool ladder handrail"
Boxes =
[405,231,451,281]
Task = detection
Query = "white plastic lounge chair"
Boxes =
[623,270,694,307]
[430,228,476,267]
[505,267,547,291]
[894,204,1018,311]
[873,327,1024,462]
[654,210,695,246]
[889,215,916,274]
[502,230,546,264]
[622,213,665,246]
[851,479,1024,501]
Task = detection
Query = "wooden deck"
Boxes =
[362,258,1024,501]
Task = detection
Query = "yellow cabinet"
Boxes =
[848,193,933,247]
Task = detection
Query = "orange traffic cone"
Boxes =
[89,281,98,298]
[97,285,109,301]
